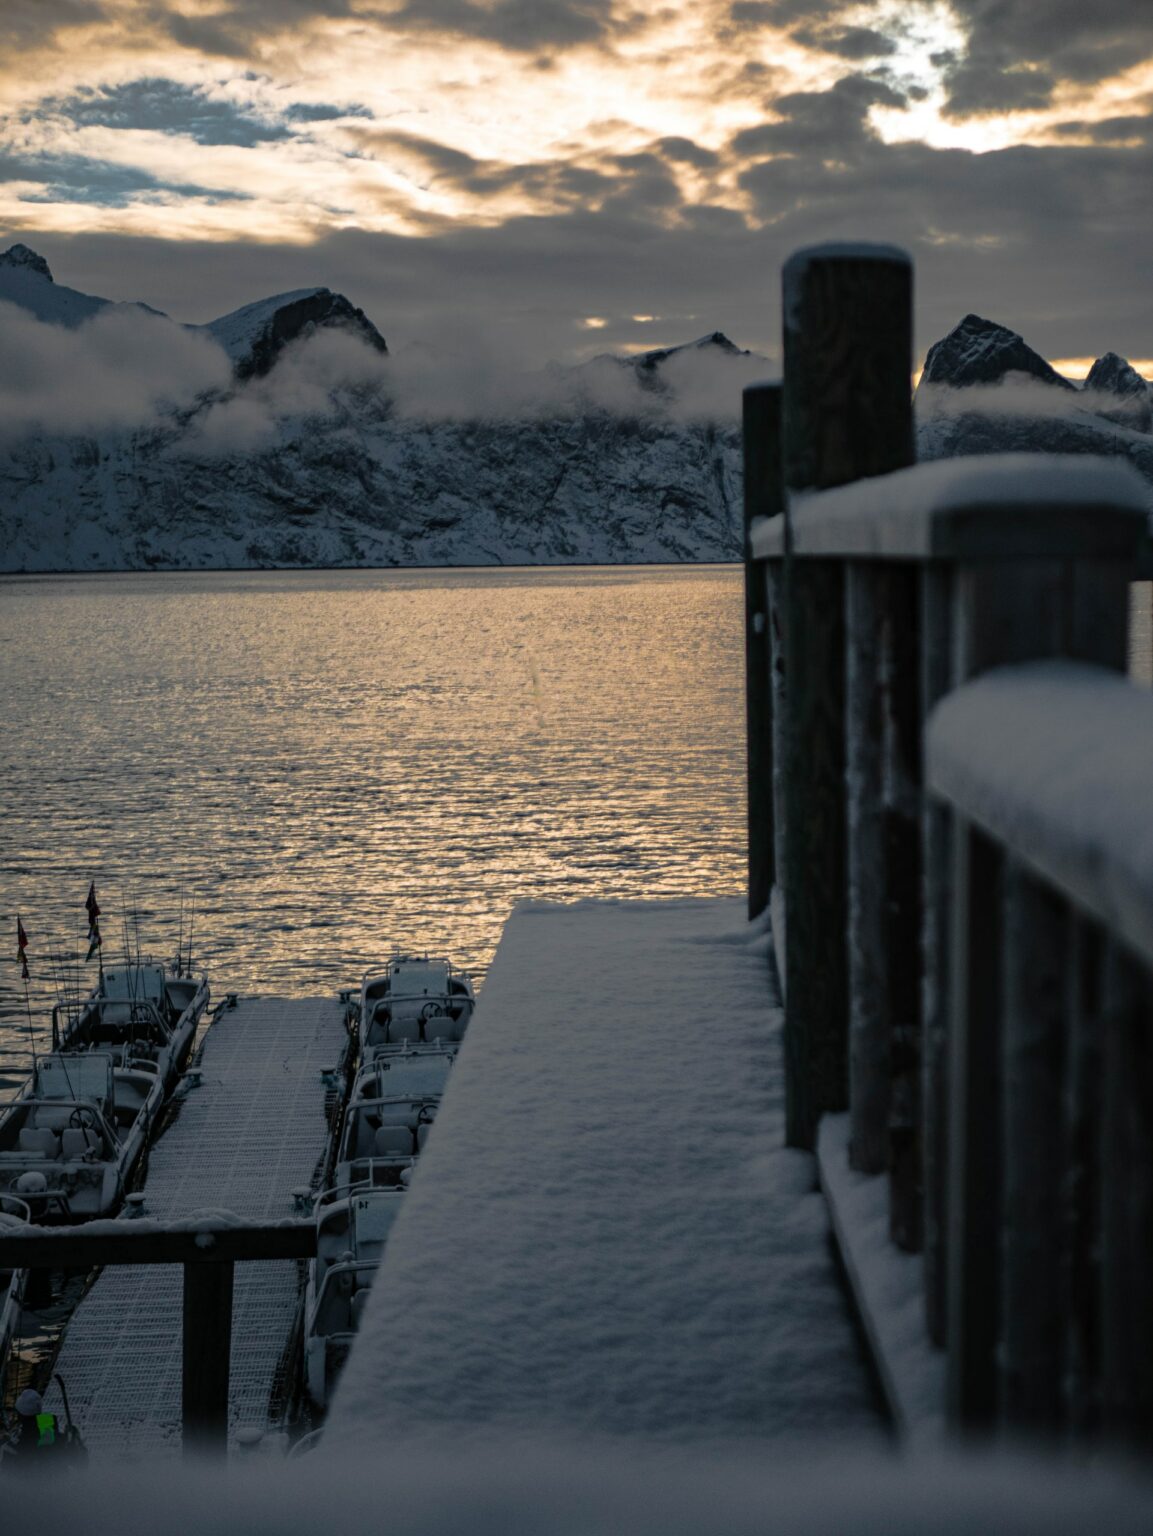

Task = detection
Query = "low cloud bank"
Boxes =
[917,375,1150,434]
[0,300,231,439]
[0,302,763,456]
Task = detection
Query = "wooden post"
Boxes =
[920,565,953,1346]
[946,821,1003,1433]
[999,863,1068,1436]
[883,566,923,1252]
[183,1259,235,1458]
[1100,940,1153,1449]
[780,244,913,1150]
[742,381,782,920]
[846,565,887,1173]
[767,558,788,938]
[1062,916,1103,1443]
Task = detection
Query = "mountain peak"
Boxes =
[1,243,53,281]
[205,287,388,379]
[1085,351,1152,432]
[1087,351,1150,399]
[921,313,1075,391]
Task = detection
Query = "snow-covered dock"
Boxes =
[48,995,345,1457]
[330,897,882,1450]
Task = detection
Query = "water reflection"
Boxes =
[0,567,746,1072]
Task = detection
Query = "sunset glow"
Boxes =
[0,2,1149,362]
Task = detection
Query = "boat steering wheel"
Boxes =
[69,1107,99,1132]
[421,1002,444,1022]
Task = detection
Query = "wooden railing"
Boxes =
[743,243,1153,1445]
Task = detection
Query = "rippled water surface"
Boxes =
[0,566,746,1074]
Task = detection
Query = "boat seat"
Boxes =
[375,1126,413,1157]
[102,1003,135,1026]
[61,1128,99,1160]
[32,1108,71,1132]
[18,1128,60,1158]
[416,1121,433,1152]
[387,1016,422,1044]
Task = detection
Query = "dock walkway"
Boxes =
[330,897,883,1450]
[48,994,345,1457]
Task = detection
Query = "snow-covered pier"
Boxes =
[329,897,883,1449]
[46,995,346,1457]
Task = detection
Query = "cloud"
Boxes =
[139,0,626,60]
[183,318,764,450]
[0,0,110,50]
[0,299,231,438]
[381,0,620,52]
[732,74,907,156]
[183,325,389,452]
[940,1,1153,118]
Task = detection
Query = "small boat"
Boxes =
[302,954,476,1411]
[0,1052,162,1222]
[0,1195,31,1389]
[353,954,474,1064]
[52,961,210,1093]
[302,1184,406,1411]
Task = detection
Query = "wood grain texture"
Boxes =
[999,864,1068,1436]
[946,822,1003,1435]
[780,248,914,1151]
[743,382,782,919]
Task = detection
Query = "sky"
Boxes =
[0,1,1151,371]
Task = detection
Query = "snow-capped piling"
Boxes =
[776,245,915,1156]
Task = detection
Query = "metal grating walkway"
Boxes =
[48,995,346,1458]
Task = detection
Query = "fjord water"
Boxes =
[0,566,745,1081]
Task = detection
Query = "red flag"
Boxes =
[17,916,29,982]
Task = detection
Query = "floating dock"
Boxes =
[47,994,346,1457]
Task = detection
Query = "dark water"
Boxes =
[0,565,746,1082]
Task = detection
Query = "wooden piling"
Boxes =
[742,381,782,921]
[946,822,1003,1433]
[919,566,953,1345]
[780,244,913,1149]
[183,1259,235,1458]
[999,864,1068,1436]
[1100,941,1153,1449]
[1062,917,1104,1442]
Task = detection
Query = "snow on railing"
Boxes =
[741,243,1152,1450]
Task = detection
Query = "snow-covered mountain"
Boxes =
[917,314,1153,497]
[0,246,754,572]
[2,248,1150,575]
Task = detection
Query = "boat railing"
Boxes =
[316,1160,415,1207]
[53,995,171,1051]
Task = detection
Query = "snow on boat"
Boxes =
[302,956,476,1411]
[52,961,210,1093]
[0,1053,162,1222]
